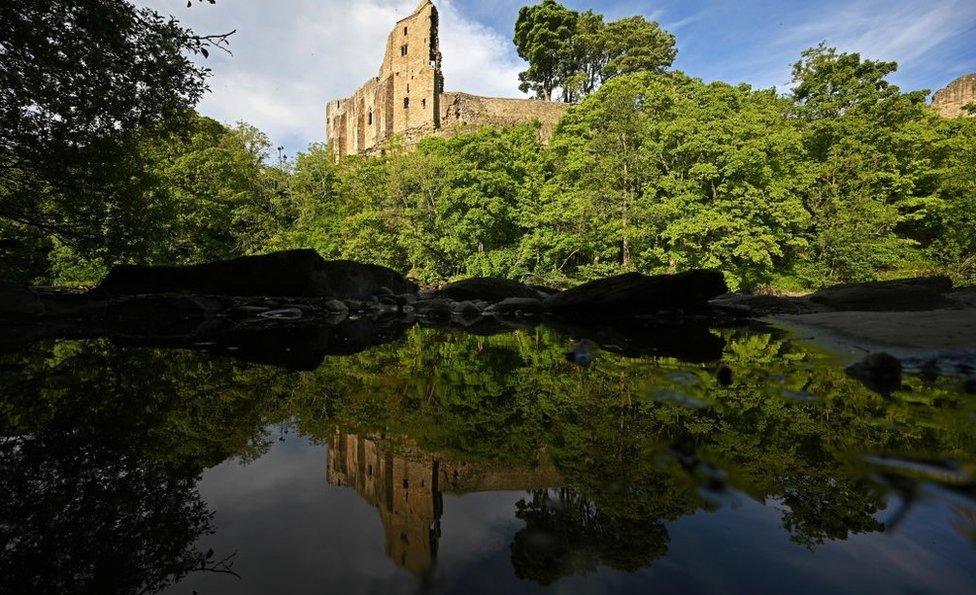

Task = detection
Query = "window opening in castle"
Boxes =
[401,44,408,56]
[421,98,426,108]
[403,27,408,35]
[403,97,410,108]
[367,110,372,125]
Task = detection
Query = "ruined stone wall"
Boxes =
[325,1,571,158]
[326,431,562,573]
[439,91,570,144]
[326,0,442,159]
[932,73,976,118]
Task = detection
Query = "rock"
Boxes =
[91,249,417,299]
[99,294,228,337]
[258,308,303,320]
[324,299,349,313]
[414,298,453,318]
[810,277,953,312]
[846,352,903,395]
[530,284,560,297]
[542,318,726,363]
[0,283,44,319]
[450,300,482,314]
[544,270,728,318]
[565,339,597,366]
[486,297,545,316]
[710,293,821,316]
[435,277,543,303]
[716,365,733,386]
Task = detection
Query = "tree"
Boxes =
[790,45,934,285]
[601,16,676,81]
[0,0,230,274]
[513,0,578,101]
[514,2,677,103]
[534,72,809,288]
[561,10,606,102]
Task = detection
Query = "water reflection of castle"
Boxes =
[326,430,562,573]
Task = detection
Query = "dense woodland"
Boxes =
[2,0,975,291]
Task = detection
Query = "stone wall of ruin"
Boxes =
[932,73,976,118]
[439,91,570,144]
[326,1,442,159]
[325,1,571,158]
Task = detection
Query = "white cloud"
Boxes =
[768,0,976,88]
[135,0,526,154]
[779,0,976,64]
[438,0,525,98]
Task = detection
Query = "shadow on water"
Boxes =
[1,319,976,592]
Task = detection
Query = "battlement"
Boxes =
[326,1,569,159]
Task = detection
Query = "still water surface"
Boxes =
[2,321,975,593]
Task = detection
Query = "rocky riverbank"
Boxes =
[2,250,974,378]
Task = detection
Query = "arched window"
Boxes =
[403,97,410,109]
[367,110,373,125]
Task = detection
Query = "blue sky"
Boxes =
[137,0,976,157]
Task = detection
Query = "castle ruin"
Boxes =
[326,430,561,574]
[932,73,976,118]
[326,0,570,159]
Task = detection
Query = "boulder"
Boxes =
[414,298,454,318]
[810,277,953,312]
[0,283,44,319]
[486,297,545,315]
[845,352,903,395]
[709,293,822,316]
[542,317,725,363]
[90,249,416,299]
[435,277,543,303]
[544,270,728,318]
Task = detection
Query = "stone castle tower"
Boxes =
[325,430,562,574]
[326,0,569,159]
[932,73,976,118]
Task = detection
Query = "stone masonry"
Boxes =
[326,0,570,159]
[932,73,976,118]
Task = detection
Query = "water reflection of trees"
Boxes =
[511,489,669,585]
[1,325,975,590]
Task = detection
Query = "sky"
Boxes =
[136,0,976,158]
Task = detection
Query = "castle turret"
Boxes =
[326,1,441,159]
[932,73,976,118]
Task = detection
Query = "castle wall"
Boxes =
[326,1,441,159]
[932,73,976,118]
[325,1,570,159]
[439,91,570,144]
[326,430,562,574]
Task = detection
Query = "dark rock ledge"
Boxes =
[2,250,972,371]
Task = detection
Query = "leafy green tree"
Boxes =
[514,0,579,101]
[534,72,809,288]
[0,0,228,270]
[143,117,284,264]
[601,16,676,81]
[790,45,935,285]
[561,10,607,102]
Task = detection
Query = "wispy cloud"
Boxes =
[777,0,976,66]
[135,0,527,154]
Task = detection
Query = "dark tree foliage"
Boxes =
[511,489,669,585]
[0,0,229,278]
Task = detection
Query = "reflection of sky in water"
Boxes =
[165,433,976,595]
